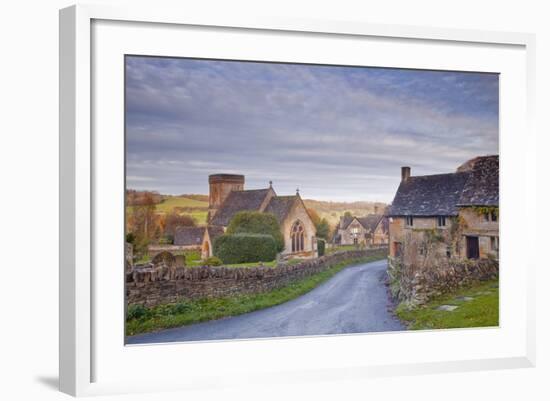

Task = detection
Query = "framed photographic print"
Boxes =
[59,4,536,397]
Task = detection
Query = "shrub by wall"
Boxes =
[213,233,278,264]
[226,211,284,252]
[317,239,325,256]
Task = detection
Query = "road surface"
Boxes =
[126,258,405,344]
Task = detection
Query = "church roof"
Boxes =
[210,188,271,226]
[264,195,297,224]
[174,226,206,246]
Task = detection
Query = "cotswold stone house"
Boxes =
[334,214,389,246]
[186,174,317,259]
[387,155,499,267]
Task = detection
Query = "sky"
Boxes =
[125,56,499,202]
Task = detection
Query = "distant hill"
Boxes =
[303,199,388,228]
[126,190,387,228]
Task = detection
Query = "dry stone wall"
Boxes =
[387,256,498,306]
[127,248,387,308]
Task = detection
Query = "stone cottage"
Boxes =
[201,174,318,259]
[334,213,389,246]
[387,155,499,267]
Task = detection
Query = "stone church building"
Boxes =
[178,174,318,260]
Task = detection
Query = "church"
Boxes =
[180,174,318,260]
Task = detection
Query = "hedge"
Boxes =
[317,239,325,256]
[213,233,278,264]
[226,211,284,252]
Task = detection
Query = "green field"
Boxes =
[396,279,499,330]
[126,196,209,225]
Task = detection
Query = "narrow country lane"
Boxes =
[126,258,405,344]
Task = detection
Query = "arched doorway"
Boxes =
[291,220,305,253]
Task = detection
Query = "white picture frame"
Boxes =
[59,4,536,397]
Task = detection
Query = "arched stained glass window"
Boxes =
[291,220,305,252]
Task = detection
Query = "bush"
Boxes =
[213,233,278,264]
[127,304,150,320]
[125,232,135,244]
[226,211,284,252]
[317,239,326,256]
[203,256,223,266]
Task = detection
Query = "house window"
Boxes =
[405,216,414,227]
[291,220,305,252]
[351,227,359,234]
[490,236,499,251]
[484,211,498,222]
[393,242,402,257]
[437,216,446,227]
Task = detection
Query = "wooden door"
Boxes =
[466,236,479,259]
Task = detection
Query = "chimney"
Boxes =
[374,205,379,215]
[401,166,411,182]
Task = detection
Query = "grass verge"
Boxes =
[126,252,387,336]
[395,279,499,330]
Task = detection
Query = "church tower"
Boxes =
[208,174,245,221]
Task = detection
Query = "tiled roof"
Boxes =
[340,215,354,230]
[264,196,297,224]
[388,155,499,216]
[356,214,385,232]
[210,188,271,226]
[174,226,205,246]
[457,155,499,206]
[388,172,470,216]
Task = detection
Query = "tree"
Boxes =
[307,208,321,226]
[127,192,157,257]
[315,218,330,240]
[163,211,196,237]
[344,211,353,218]
[226,211,284,252]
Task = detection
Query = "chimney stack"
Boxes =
[401,166,411,182]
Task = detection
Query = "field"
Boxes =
[127,192,386,229]
[126,195,209,225]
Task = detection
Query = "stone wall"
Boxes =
[387,256,498,306]
[127,248,387,308]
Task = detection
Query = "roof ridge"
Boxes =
[408,171,469,180]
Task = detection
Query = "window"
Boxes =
[353,237,358,245]
[437,216,446,227]
[351,227,359,234]
[405,216,413,227]
[393,242,402,257]
[484,211,498,222]
[291,220,305,252]
[491,236,499,251]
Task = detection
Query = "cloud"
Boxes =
[125,57,499,202]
